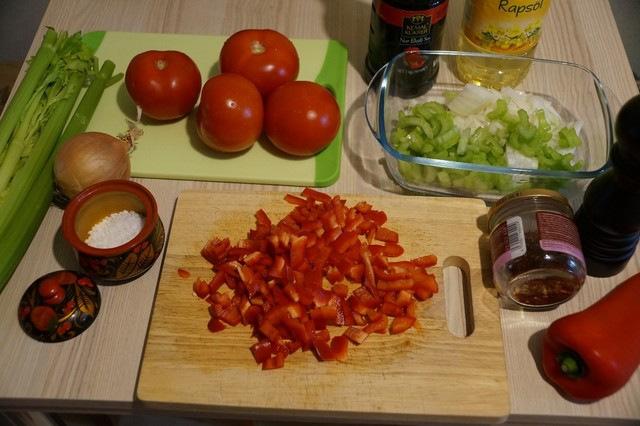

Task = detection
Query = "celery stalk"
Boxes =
[58,60,117,142]
[0,71,86,237]
[0,58,116,292]
[0,29,58,154]
[0,71,85,289]
[0,31,94,196]
[0,163,53,290]
[0,82,50,191]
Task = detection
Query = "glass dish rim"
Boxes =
[368,49,614,179]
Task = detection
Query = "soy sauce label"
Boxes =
[400,14,431,45]
[376,1,448,27]
[375,0,448,47]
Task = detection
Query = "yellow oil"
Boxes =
[455,33,536,89]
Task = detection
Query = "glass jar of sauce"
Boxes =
[487,189,586,309]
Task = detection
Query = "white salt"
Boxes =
[85,210,145,249]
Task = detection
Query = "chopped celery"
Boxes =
[389,83,584,193]
[398,160,422,183]
[399,115,433,139]
[487,98,508,120]
[424,165,437,183]
[436,170,451,187]
[558,127,581,148]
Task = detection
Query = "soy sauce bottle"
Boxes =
[365,0,449,97]
[575,95,640,277]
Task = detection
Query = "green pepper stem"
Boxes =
[557,351,586,378]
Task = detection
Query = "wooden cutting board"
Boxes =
[82,31,347,186]
[137,190,509,423]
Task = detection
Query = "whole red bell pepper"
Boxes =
[542,272,640,402]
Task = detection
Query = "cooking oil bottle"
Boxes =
[456,0,552,88]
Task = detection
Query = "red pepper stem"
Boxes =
[557,351,586,378]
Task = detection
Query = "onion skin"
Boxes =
[54,131,131,199]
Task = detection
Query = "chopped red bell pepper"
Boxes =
[301,187,332,204]
[331,335,349,362]
[207,318,226,333]
[250,340,272,364]
[262,352,286,370]
[363,314,388,334]
[284,193,306,206]
[343,326,369,345]
[375,227,399,243]
[201,237,230,264]
[194,188,439,369]
[193,278,209,299]
[389,316,416,334]
[332,282,349,298]
[411,254,437,268]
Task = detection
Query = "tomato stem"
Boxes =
[557,351,586,378]
[250,40,265,55]
[155,59,167,71]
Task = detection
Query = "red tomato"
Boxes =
[196,74,263,153]
[265,81,341,156]
[220,29,299,97]
[125,50,201,120]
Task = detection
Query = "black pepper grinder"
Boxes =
[575,94,640,277]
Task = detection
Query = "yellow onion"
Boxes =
[54,131,131,199]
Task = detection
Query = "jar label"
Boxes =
[490,215,527,275]
[537,211,585,263]
[462,0,551,54]
[490,210,586,285]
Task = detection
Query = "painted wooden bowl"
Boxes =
[61,180,165,283]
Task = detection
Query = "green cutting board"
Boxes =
[83,31,347,186]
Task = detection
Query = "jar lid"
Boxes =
[487,188,571,226]
[18,270,101,343]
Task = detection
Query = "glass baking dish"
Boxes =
[365,50,615,204]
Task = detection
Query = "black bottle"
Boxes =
[575,95,640,277]
[364,0,448,97]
